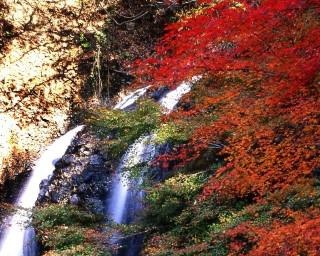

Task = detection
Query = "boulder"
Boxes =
[150,86,169,100]
[70,194,80,205]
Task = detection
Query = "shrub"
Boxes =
[44,226,84,250]
[32,205,108,255]
[49,244,110,256]
[145,172,208,227]
[155,122,191,145]
[33,204,103,230]
[87,99,161,158]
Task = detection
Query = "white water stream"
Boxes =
[0,125,84,256]
[0,84,151,256]
[107,134,156,224]
[107,77,200,225]
[114,86,150,110]
[0,76,200,256]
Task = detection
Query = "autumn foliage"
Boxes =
[133,0,320,255]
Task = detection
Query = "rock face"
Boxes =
[0,0,105,183]
[37,128,113,215]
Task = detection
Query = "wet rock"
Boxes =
[312,167,320,178]
[37,179,50,202]
[54,154,76,169]
[84,197,105,215]
[178,101,193,111]
[83,171,94,183]
[150,86,169,100]
[70,194,80,205]
[37,188,47,202]
[39,179,49,190]
[157,143,172,155]
[78,183,89,194]
[122,103,137,112]
[104,161,112,169]
[71,174,82,185]
[36,130,112,212]
[50,191,60,203]
[89,154,105,166]
[62,154,76,165]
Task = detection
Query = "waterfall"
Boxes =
[114,86,150,110]
[0,125,84,256]
[159,77,200,113]
[107,87,155,224]
[0,76,200,255]
[107,134,156,224]
[0,85,151,256]
[106,77,200,255]
[108,77,200,224]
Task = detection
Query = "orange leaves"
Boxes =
[209,207,320,255]
[132,2,320,256]
[135,2,320,254]
[154,66,319,202]
[202,89,239,108]
[199,113,320,200]
[248,217,320,255]
[200,162,234,200]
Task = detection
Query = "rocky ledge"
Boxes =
[36,127,114,215]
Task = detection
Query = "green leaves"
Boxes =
[87,99,161,158]
[145,172,208,228]
[79,33,91,50]
[32,205,107,255]
[32,204,103,230]
[155,122,191,145]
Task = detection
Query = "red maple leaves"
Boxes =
[133,0,320,254]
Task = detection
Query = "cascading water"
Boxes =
[0,85,153,256]
[106,76,201,255]
[0,76,199,256]
[106,87,157,224]
[159,77,200,113]
[0,125,84,256]
[114,86,150,110]
[107,134,155,224]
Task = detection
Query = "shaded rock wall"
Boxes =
[37,128,113,216]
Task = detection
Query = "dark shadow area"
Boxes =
[0,1,16,53]
[78,0,197,103]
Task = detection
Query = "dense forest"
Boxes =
[132,0,320,254]
[1,0,320,255]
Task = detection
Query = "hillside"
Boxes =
[0,0,104,185]
[132,0,320,255]
[0,0,173,185]
[1,0,319,255]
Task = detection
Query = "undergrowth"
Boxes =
[86,99,161,159]
[33,204,109,256]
